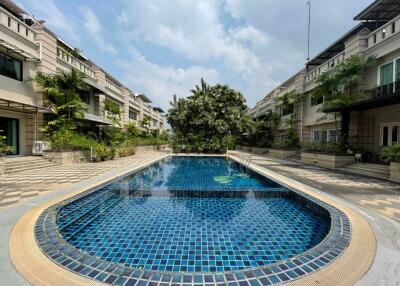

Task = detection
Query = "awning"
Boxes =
[0,98,50,113]
[153,107,165,113]
[81,113,112,125]
[325,95,400,112]
[138,94,152,103]
[354,0,400,21]
[0,39,39,61]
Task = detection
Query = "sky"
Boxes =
[17,0,373,111]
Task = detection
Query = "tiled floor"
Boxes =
[0,152,166,208]
[239,153,400,222]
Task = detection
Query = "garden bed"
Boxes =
[269,148,297,159]
[43,151,84,165]
[301,152,354,169]
[390,162,400,183]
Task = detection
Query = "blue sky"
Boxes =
[17,0,373,110]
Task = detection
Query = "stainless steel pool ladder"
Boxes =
[239,154,252,167]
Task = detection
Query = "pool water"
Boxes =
[56,156,330,273]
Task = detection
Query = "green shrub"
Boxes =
[381,144,400,162]
[45,127,97,151]
[92,143,115,162]
[0,130,14,156]
[302,142,342,154]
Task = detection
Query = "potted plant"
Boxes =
[381,144,400,183]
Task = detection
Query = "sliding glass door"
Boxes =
[0,117,19,155]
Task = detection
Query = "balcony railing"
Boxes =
[367,14,400,49]
[57,47,96,79]
[0,7,35,43]
[369,81,400,98]
[305,51,346,84]
[105,79,123,98]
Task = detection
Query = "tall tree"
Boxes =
[313,55,376,150]
[167,79,252,153]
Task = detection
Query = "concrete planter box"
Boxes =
[269,149,296,159]
[0,157,4,175]
[44,151,84,165]
[301,152,354,169]
[136,145,169,152]
[390,162,400,183]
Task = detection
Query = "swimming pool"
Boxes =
[35,156,350,285]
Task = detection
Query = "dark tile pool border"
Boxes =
[34,156,351,286]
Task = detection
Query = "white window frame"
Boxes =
[377,56,400,86]
[380,122,400,146]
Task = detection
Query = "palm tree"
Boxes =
[35,69,89,130]
[313,55,376,150]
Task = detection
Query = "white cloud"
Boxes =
[117,0,265,76]
[79,6,117,54]
[116,48,220,110]
[25,0,78,42]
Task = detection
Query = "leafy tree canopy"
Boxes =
[167,79,253,153]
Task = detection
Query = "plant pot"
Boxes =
[390,162,400,183]
[301,152,354,169]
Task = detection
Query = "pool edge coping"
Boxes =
[228,153,376,286]
[8,153,376,286]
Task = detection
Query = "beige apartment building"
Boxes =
[250,0,400,162]
[0,0,165,156]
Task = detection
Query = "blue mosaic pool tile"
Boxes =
[35,156,352,286]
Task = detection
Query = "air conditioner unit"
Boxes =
[32,141,50,155]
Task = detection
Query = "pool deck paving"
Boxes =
[1,151,400,285]
[0,151,168,208]
[232,151,400,223]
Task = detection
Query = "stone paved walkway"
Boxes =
[0,151,166,208]
[235,152,400,222]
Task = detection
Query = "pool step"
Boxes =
[339,163,390,180]
[3,156,60,174]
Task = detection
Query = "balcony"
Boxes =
[326,81,400,113]
[369,81,400,98]
[57,47,96,79]
[367,14,400,49]
[0,7,35,43]
[105,79,124,100]
[305,51,346,84]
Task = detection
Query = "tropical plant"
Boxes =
[141,115,152,134]
[313,55,376,151]
[381,144,400,162]
[126,122,140,139]
[0,130,14,156]
[302,141,342,154]
[104,99,122,125]
[35,69,89,134]
[167,79,252,153]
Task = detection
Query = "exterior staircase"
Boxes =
[339,163,390,180]
[2,156,60,175]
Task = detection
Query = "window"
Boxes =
[280,104,294,116]
[392,22,396,34]
[129,110,137,120]
[313,130,320,142]
[382,28,386,39]
[311,94,323,106]
[328,129,341,142]
[381,123,400,146]
[79,92,90,105]
[379,62,393,86]
[373,33,377,44]
[0,51,23,81]
[313,129,340,143]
